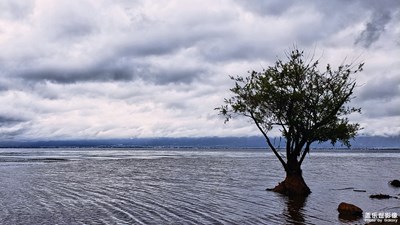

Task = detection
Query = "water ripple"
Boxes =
[0,149,399,224]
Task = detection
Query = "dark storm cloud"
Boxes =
[352,0,400,48]
[0,115,26,126]
[198,39,276,63]
[18,57,205,85]
[358,75,400,101]
[357,75,400,119]
[119,42,176,57]
[0,115,29,139]
[360,96,400,118]
[19,66,134,84]
[0,128,28,139]
[116,34,192,59]
[355,11,392,48]
[235,0,399,49]
[145,67,206,85]
[3,8,226,85]
[234,0,295,16]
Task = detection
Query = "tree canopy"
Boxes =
[217,49,363,170]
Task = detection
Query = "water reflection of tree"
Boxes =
[284,195,307,224]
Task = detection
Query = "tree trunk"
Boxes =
[271,157,311,196]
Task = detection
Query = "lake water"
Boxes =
[0,148,399,224]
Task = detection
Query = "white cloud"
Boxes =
[0,0,399,139]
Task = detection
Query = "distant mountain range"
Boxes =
[0,136,399,149]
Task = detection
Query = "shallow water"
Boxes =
[0,148,399,224]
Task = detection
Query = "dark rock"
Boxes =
[390,179,400,188]
[337,202,363,219]
[370,194,391,199]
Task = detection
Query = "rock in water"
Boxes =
[337,202,363,218]
[390,179,400,187]
[370,194,391,199]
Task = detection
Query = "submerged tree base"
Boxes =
[268,175,311,196]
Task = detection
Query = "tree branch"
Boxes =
[250,112,287,170]
[299,141,311,166]
[314,82,356,129]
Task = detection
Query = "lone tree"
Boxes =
[217,48,363,196]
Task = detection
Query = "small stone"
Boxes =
[370,194,391,199]
[390,179,400,188]
[337,202,363,217]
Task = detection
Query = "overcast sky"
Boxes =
[0,0,399,140]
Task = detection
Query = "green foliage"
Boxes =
[217,48,363,164]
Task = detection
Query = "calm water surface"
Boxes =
[0,148,399,224]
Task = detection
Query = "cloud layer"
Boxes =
[1,0,399,139]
